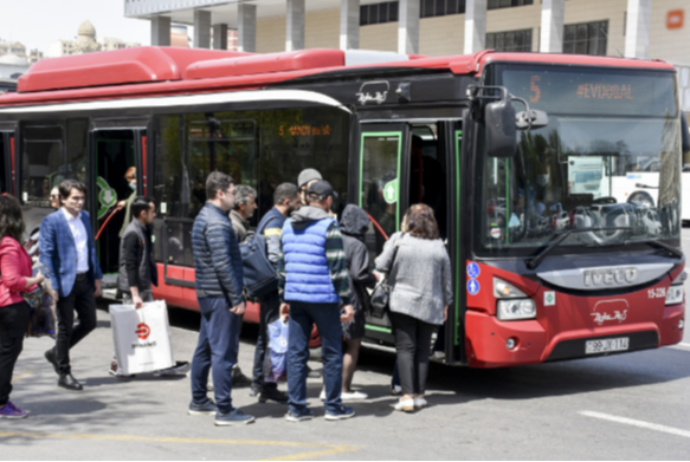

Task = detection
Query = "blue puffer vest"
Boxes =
[282,216,339,303]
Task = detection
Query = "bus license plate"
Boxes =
[585,337,629,354]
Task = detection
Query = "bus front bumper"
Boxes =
[464,303,684,368]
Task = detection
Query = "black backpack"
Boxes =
[239,218,280,298]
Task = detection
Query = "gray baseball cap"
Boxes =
[297,168,322,188]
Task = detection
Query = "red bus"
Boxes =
[0,46,685,367]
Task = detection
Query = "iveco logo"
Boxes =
[583,267,638,287]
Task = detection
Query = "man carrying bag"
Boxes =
[110,196,187,377]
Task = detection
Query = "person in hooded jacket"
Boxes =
[339,205,377,401]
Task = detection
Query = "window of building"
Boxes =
[487,0,533,9]
[563,20,608,56]
[361,0,465,25]
[486,29,533,52]
[360,1,398,26]
[421,0,465,17]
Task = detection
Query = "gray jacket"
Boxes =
[229,210,250,242]
[375,232,453,325]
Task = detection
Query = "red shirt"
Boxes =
[0,236,35,307]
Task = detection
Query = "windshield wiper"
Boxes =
[526,227,632,270]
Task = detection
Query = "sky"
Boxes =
[0,0,152,52]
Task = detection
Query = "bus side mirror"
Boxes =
[681,112,690,154]
[485,95,517,158]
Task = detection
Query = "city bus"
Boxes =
[0,46,685,367]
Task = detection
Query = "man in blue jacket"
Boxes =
[278,180,356,422]
[188,172,254,426]
[40,179,103,391]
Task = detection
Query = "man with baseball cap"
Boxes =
[277,180,355,422]
[296,169,322,206]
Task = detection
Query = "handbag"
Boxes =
[369,234,404,318]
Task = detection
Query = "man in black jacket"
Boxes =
[110,196,187,378]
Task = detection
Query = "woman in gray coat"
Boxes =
[375,204,453,412]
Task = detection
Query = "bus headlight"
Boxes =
[497,299,536,321]
[494,278,527,299]
[665,285,684,306]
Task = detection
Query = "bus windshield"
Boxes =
[477,65,681,255]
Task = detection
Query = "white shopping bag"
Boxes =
[110,300,175,375]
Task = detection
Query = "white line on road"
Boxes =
[580,411,690,439]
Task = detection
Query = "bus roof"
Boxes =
[0,47,675,107]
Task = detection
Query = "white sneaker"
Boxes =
[432,351,445,360]
[393,397,415,412]
[341,391,368,401]
[413,397,427,409]
[319,389,326,401]
[391,384,402,396]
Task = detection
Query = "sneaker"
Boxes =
[341,391,368,401]
[0,401,28,419]
[391,384,402,396]
[259,387,288,404]
[432,351,446,360]
[153,361,190,377]
[285,407,315,423]
[231,367,252,388]
[413,397,427,409]
[108,360,134,378]
[188,399,218,416]
[249,383,261,397]
[324,405,355,421]
[214,409,255,426]
[393,397,415,412]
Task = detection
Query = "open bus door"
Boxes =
[90,117,149,295]
[356,123,409,344]
[356,119,467,365]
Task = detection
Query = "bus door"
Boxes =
[90,118,148,293]
[356,123,409,342]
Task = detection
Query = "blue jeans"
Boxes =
[287,301,343,414]
[191,297,241,414]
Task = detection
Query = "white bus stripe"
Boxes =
[580,411,690,439]
[0,89,351,114]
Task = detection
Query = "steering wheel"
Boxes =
[571,206,631,245]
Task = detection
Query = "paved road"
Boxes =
[4,233,690,460]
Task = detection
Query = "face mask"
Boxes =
[536,174,550,186]
[129,182,136,190]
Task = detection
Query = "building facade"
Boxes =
[125,0,688,109]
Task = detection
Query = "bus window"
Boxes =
[359,129,403,257]
[186,113,259,219]
[22,125,63,208]
[21,120,88,208]
[0,135,6,194]
[259,107,349,220]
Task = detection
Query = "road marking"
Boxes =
[678,343,690,348]
[11,370,33,384]
[0,431,359,460]
[580,411,690,439]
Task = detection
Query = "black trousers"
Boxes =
[54,277,97,375]
[389,311,438,395]
[0,301,30,406]
[251,291,281,391]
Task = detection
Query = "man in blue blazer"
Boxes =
[40,179,102,391]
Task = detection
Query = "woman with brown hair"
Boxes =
[0,195,45,419]
[375,204,453,412]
